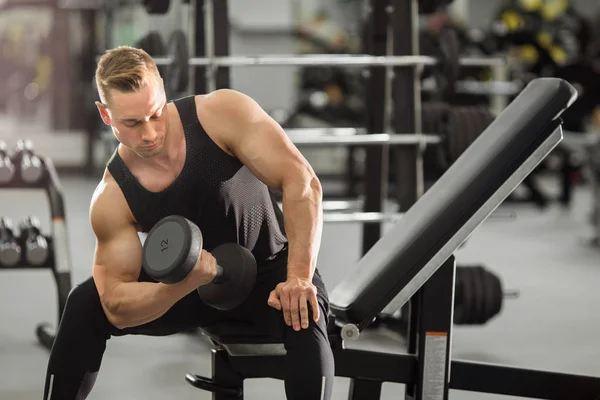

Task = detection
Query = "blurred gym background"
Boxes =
[0,0,600,399]
[1,0,599,204]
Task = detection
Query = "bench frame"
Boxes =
[186,255,600,399]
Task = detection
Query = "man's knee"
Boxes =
[59,277,110,336]
[285,300,331,348]
[65,277,102,314]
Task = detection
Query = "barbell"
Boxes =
[110,28,507,98]
[373,264,519,333]
[118,54,504,67]
[103,49,503,68]
[288,132,442,147]
[285,100,495,167]
[454,265,520,325]
[67,0,451,16]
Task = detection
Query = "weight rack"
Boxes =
[0,142,73,351]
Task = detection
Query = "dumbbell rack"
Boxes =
[0,148,72,351]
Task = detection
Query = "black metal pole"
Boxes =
[82,8,98,176]
[212,0,230,89]
[406,255,455,400]
[361,0,390,256]
[391,0,421,210]
[193,0,207,94]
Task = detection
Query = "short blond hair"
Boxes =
[95,46,160,106]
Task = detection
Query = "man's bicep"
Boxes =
[89,186,143,294]
[93,226,143,281]
[92,223,143,303]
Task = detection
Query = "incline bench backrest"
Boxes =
[329,78,577,330]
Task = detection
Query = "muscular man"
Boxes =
[43,46,334,399]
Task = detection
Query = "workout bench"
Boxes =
[186,78,600,399]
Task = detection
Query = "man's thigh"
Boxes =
[229,254,330,340]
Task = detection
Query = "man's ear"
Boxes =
[95,101,112,125]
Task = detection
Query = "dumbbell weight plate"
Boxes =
[25,236,49,266]
[421,102,449,134]
[142,215,202,284]
[0,217,20,267]
[197,243,257,311]
[167,30,190,95]
[0,164,14,183]
[21,155,44,183]
[19,216,48,266]
[0,144,14,183]
[0,242,21,266]
[143,0,171,14]
[135,31,168,80]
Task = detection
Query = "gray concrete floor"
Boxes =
[0,175,599,399]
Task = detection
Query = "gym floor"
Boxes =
[0,175,599,400]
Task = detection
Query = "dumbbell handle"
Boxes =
[20,217,48,266]
[212,264,226,284]
[0,218,21,266]
[0,217,15,239]
[20,216,41,236]
[504,289,520,299]
[0,143,14,183]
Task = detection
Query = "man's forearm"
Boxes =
[106,278,197,328]
[282,176,323,280]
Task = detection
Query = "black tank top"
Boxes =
[106,95,288,265]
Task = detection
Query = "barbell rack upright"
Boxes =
[193,0,207,94]
[359,0,390,260]
[142,54,503,68]
[392,0,423,212]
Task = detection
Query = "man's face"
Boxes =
[97,80,168,158]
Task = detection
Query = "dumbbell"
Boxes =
[19,216,49,266]
[0,140,15,184]
[0,217,21,267]
[142,215,257,310]
[14,139,43,183]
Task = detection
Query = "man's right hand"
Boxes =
[188,249,219,287]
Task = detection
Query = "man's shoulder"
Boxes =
[194,89,253,113]
[91,171,117,208]
[90,171,136,235]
